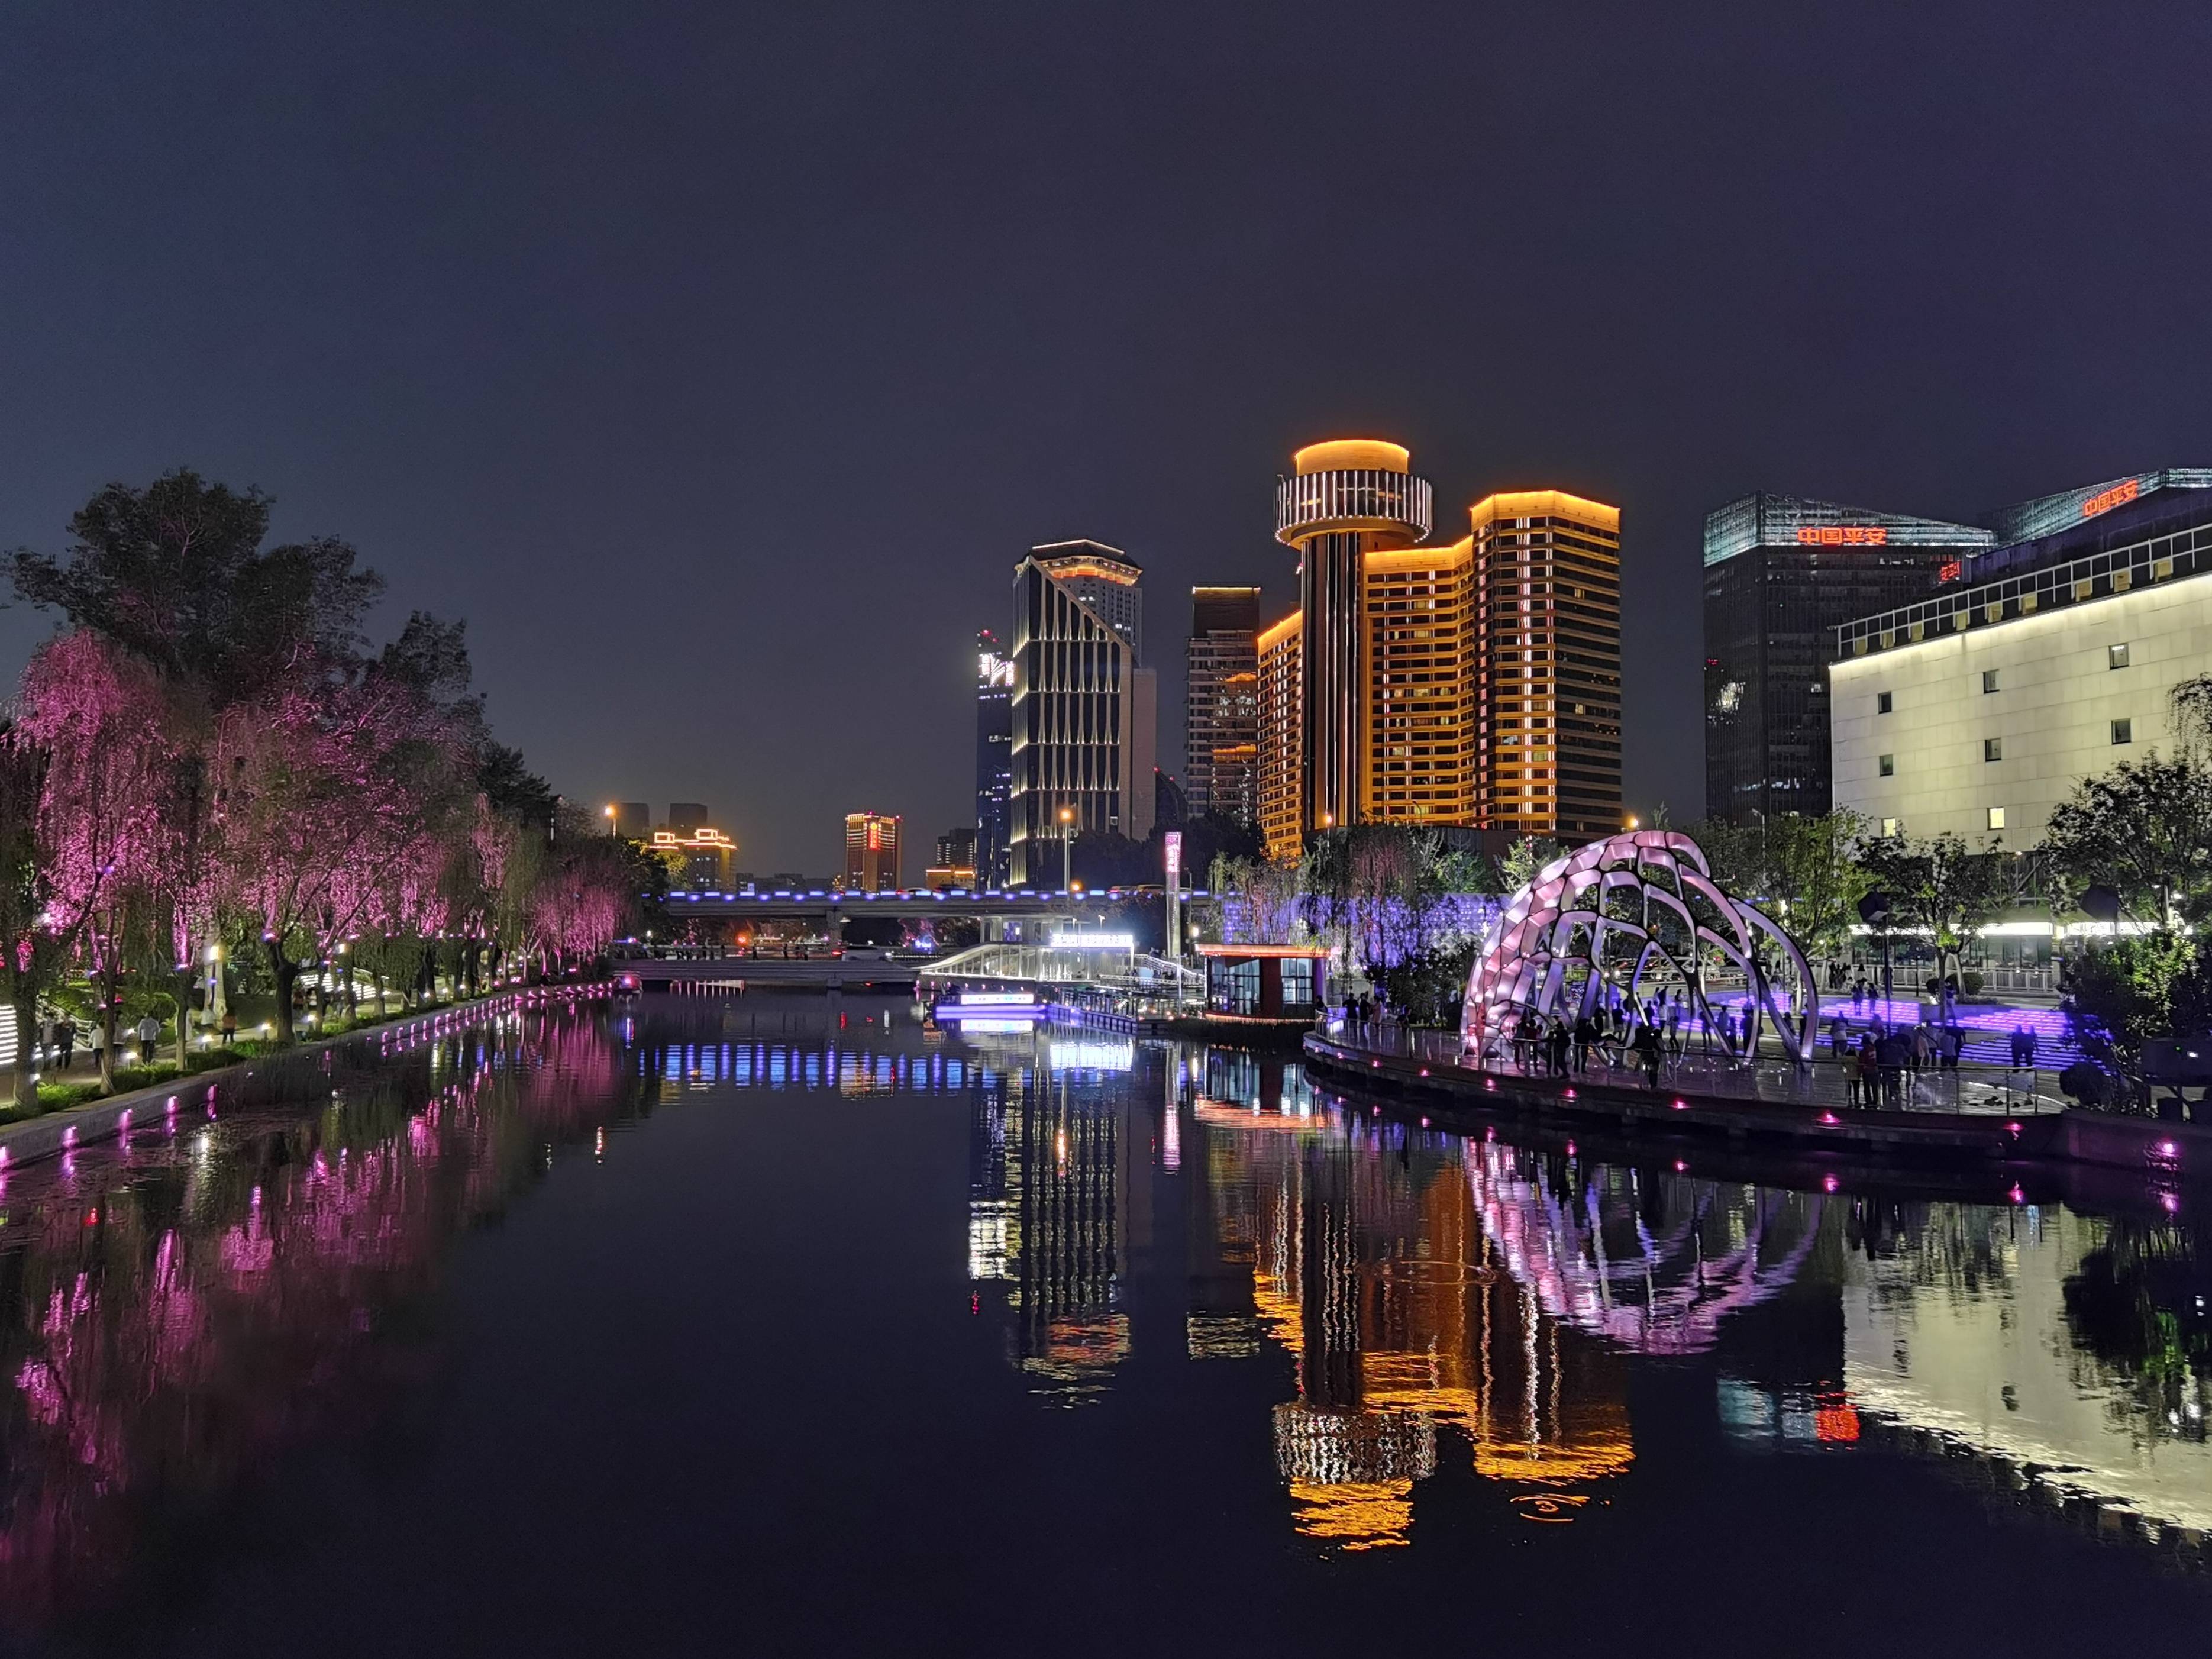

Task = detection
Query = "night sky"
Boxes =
[5,2,2210,872]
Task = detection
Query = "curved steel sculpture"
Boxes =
[1460,829,1819,1062]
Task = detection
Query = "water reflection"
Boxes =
[973,1027,2212,1561]
[0,1008,643,1629]
[967,1053,1141,1403]
[0,999,2205,1644]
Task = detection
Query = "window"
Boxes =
[1881,817,1903,837]
[2109,642,2130,670]
[1987,806,2006,831]
[1982,669,2001,693]
[2113,718,2133,745]
[1984,737,2003,762]
[1878,754,1895,777]
[1877,690,1893,714]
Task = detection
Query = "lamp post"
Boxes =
[1058,805,1074,898]
[604,803,617,837]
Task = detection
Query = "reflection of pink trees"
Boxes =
[0,1006,633,1625]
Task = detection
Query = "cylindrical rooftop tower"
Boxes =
[1274,440,1434,837]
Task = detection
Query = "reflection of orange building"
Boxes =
[1207,1119,1633,1548]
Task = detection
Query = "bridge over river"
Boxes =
[658,887,1186,924]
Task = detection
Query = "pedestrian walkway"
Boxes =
[1326,1019,2069,1118]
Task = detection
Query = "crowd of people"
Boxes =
[1477,988,2052,1111]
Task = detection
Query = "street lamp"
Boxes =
[604,804,617,835]
[1057,805,1074,897]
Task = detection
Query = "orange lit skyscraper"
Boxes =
[842,812,902,891]
[1252,442,1622,857]
[1362,534,1478,824]
[1471,492,1623,841]
[1273,441,1435,835]
[1256,610,1303,863]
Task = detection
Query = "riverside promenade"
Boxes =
[0,984,610,1174]
[1302,1022,2208,1179]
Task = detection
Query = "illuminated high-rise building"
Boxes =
[842,811,901,891]
[1702,493,1990,822]
[1007,541,1157,885]
[1472,492,1625,843]
[1186,586,1262,824]
[1257,441,1623,853]
[1274,441,1435,834]
[1256,611,1303,863]
[975,628,1014,887]
[1364,535,1478,824]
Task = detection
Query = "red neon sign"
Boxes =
[2082,478,2140,518]
[1937,560,1962,583]
[1796,525,1889,546]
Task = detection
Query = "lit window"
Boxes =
[1987,806,2006,831]
[1984,737,2002,762]
[1982,669,2000,693]
[1880,817,1903,837]
[1878,754,1895,777]
[1877,690,1893,714]
[2109,642,2130,669]
[2113,718,2133,744]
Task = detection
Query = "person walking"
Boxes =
[55,1016,75,1072]
[1855,1035,1879,1109]
[2023,1025,2039,1073]
[1635,1019,1662,1088]
[135,1012,160,1064]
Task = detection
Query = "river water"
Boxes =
[0,993,2206,1655]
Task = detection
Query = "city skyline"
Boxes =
[6,7,2210,871]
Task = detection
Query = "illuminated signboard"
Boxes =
[1937,560,1962,583]
[2081,479,2140,518]
[1051,931,1135,950]
[1163,830,1182,882]
[1795,525,1890,546]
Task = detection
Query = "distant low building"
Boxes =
[928,827,979,890]
[651,826,737,890]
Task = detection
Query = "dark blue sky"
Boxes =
[5,2,2209,870]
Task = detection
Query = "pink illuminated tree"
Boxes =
[14,634,180,1090]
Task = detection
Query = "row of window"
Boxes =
[1877,717,2133,777]
[1874,643,2132,716]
